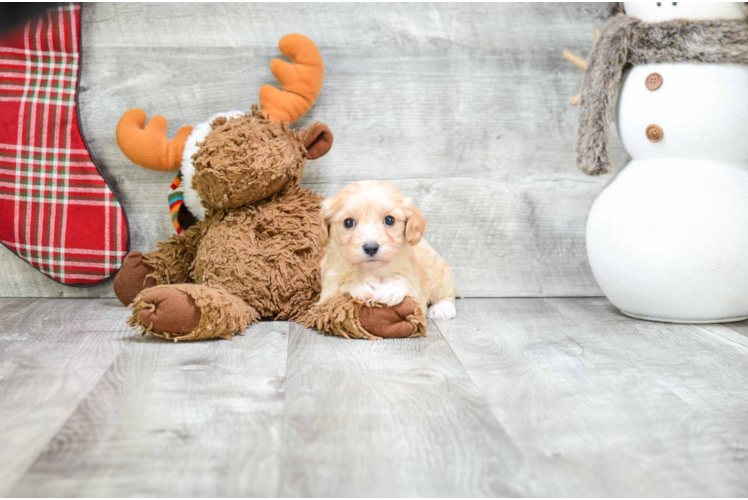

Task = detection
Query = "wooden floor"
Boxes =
[1,298,747,497]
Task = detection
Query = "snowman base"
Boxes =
[620,310,748,324]
[587,159,748,325]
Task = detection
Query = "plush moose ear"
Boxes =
[318,198,332,247]
[305,124,333,160]
[403,198,427,246]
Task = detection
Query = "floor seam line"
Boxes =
[5,343,126,495]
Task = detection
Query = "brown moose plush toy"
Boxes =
[113,34,426,341]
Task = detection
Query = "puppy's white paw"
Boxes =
[347,284,373,302]
[427,300,457,320]
[372,280,407,307]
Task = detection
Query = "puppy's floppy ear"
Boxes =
[319,198,332,247]
[305,123,333,160]
[403,197,427,246]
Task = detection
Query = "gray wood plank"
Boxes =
[701,323,748,350]
[4,297,748,497]
[0,2,623,298]
[10,321,288,497]
[434,298,748,497]
[279,322,524,497]
[722,319,748,344]
[0,298,130,496]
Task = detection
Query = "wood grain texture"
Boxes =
[10,321,288,497]
[716,320,748,344]
[0,2,626,298]
[0,298,129,496]
[279,322,523,497]
[435,298,748,497]
[2,297,748,496]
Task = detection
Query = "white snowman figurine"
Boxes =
[567,2,748,323]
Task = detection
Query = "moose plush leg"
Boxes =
[113,223,205,305]
[360,298,427,339]
[128,284,259,342]
[141,222,204,285]
[112,251,157,306]
[302,295,427,340]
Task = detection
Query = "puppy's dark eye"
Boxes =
[344,218,355,229]
[656,2,661,6]
[384,215,395,226]
[672,2,677,5]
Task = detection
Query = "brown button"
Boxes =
[645,72,663,91]
[646,124,663,143]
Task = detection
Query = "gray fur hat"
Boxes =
[609,2,748,17]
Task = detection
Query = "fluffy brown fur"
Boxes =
[125,107,324,339]
[193,113,308,209]
[190,185,323,321]
[577,15,748,175]
[128,283,258,342]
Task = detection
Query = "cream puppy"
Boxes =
[318,180,457,320]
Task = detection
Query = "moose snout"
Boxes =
[362,242,380,257]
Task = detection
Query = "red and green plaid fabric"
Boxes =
[0,3,128,285]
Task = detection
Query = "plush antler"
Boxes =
[563,28,601,106]
[116,109,193,172]
[259,34,324,124]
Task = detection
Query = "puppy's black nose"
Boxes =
[362,242,379,257]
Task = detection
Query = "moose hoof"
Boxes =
[359,298,417,338]
[139,288,201,335]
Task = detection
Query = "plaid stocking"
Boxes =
[0,3,128,285]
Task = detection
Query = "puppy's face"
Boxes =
[320,181,426,270]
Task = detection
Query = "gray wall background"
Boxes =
[0,2,628,298]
